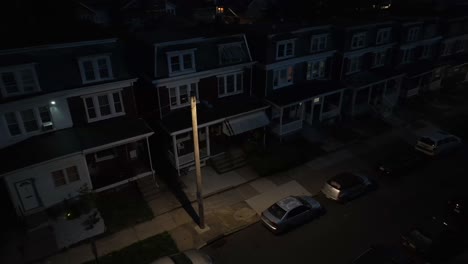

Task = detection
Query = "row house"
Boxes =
[395,17,446,97]
[247,23,346,138]
[439,16,468,87]
[133,32,269,175]
[0,39,155,216]
[337,19,404,118]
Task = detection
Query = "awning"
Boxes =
[223,111,269,136]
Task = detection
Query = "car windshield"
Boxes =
[419,137,435,146]
[268,203,287,219]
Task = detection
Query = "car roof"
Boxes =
[276,196,303,211]
[330,172,362,189]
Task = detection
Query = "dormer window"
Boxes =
[276,40,295,60]
[167,50,196,76]
[351,33,366,49]
[310,34,328,52]
[376,28,391,45]
[407,27,420,42]
[83,91,124,122]
[219,43,246,65]
[0,65,40,98]
[78,55,113,84]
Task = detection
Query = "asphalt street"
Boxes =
[202,144,468,264]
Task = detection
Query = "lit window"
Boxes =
[276,40,295,59]
[306,60,326,80]
[167,50,195,75]
[351,33,366,49]
[78,56,113,84]
[310,34,328,52]
[83,91,124,122]
[167,82,198,109]
[273,66,294,89]
[218,72,243,97]
[0,65,39,97]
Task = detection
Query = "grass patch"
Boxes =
[83,232,178,264]
[96,184,153,234]
[249,137,325,177]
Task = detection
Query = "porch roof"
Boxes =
[345,67,405,88]
[265,80,345,107]
[400,60,450,78]
[0,117,153,176]
[158,95,268,134]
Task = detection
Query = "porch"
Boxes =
[351,77,402,117]
[402,66,446,97]
[269,90,344,136]
[86,139,153,191]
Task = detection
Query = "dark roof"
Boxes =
[0,117,153,175]
[346,67,405,88]
[159,95,268,133]
[329,172,362,189]
[0,39,132,103]
[265,80,346,106]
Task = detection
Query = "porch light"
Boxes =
[50,101,56,105]
[314,98,320,103]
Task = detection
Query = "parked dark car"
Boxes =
[321,172,375,202]
[401,217,465,263]
[376,151,425,176]
[352,245,414,264]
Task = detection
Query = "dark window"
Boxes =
[113,92,123,113]
[66,166,80,182]
[52,170,66,187]
[98,95,111,116]
[1,72,19,94]
[85,97,97,119]
[5,112,21,135]
[288,206,307,218]
[20,109,38,132]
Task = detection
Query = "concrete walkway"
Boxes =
[44,118,432,264]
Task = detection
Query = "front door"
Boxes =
[15,179,40,212]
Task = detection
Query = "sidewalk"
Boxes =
[44,120,432,264]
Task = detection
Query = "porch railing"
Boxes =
[276,119,303,135]
[178,148,208,166]
[321,108,340,120]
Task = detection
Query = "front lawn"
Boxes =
[96,184,153,234]
[249,137,325,177]
[84,232,178,264]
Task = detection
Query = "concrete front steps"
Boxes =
[210,149,247,174]
[136,176,160,202]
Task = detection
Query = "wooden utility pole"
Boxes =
[190,92,205,228]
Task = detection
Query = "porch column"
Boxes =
[300,102,305,121]
[146,137,159,188]
[82,155,94,191]
[205,126,210,157]
[172,135,179,174]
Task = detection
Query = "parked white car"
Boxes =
[415,131,461,156]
